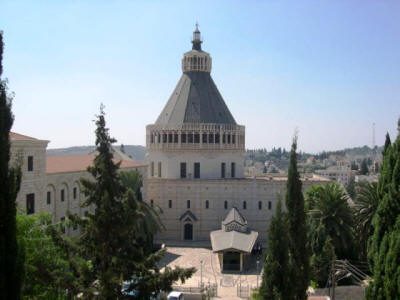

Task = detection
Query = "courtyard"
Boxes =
[160,247,263,299]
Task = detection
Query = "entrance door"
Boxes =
[184,223,193,240]
[223,251,240,271]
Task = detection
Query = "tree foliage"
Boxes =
[259,199,291,300]
[306,183,354,260]
[52,107,195,299]
[0,30,23,300]
[367,122,400,300]
[285,135,310,300]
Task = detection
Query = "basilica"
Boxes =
[144,26,326,266]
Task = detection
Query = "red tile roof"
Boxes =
[10,132,38,141]
[46,154,146,174]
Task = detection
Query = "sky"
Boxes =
[1,0,399,153]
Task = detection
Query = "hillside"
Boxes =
[47,145,147,162]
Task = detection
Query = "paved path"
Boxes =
[160,247,262,299]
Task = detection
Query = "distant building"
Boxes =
[314,169,356,185]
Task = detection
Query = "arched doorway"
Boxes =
[184,223,193,240]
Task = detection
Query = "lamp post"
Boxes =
[200,260,204,290]
[256,259,260,289]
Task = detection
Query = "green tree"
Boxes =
[345,175,356,199]
[360,158,369,175]
[65,107,194,299]
[285,135,310,300]
[367,121,400,300]
[0,30,23,300]
[306,183,354,259]
[259,199,291,300]
[17,213,75,299]
[353,182,379,260]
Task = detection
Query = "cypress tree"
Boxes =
[69,107,194,299]
[367,119,400,299]
[259,199,290,300]
[0,31,23,300]
[285,135,310,300]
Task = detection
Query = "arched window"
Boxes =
[224,201,228,210]
[258,201,262,210]
[205,200,209,209]
[187,200,191,209]
[243,201,247,210]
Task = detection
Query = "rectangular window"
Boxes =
[181,133,186,143]
[232,134,236,144]
[208,133,214,143]
[61,189,65,202]
[150,200,154,207]
[47,191,51,205]
[60,217,66,234]
[180,162,187,179]
[73,214,78,230]
[258,201,262,210]
[168,133,173,143]
[227,134,231,144]
[174,134,179,143]
[150,134,154,143]
[157,134,161,143]
[224,201,228,209]
[73,187,77,199]
[194,133,200,143]
[215,133,220,143]
[168,200,172,208]
[187,200,190,209]
[188,133,193,143]
[231,162,236,178]
[202,133,208,143]
[151,162,154,177]
[223,134,226,144]
[163,133,167,143]
[194,162,200,179]
[221,163,226,178]
[268,201,272,210]
[26,193,35,215]
[27,156,33,171]
[158,162,162,177]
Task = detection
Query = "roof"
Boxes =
[222,207,246,226]
[46,154,146,174]
[168,291,183,297]
[210,229,258,253]
[155,72,236,126]
[179,210,198,222]
[10,132,38,141]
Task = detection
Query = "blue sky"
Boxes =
[1,0,399,153]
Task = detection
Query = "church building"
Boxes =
[145,26,327,249]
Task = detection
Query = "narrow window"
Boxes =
[181,133,187,143]
[26,193,35,215]
[168,200,172,208]
[231,162,236,178]
[268,201,272,210]
[47,191,51,205]
[232,134,236,144]
[187,200,191,209]
[150,200,154,207]
[227,134,231,144]
[163,133,167,143]
[224,200,228,210]
[150,133,154,143]
[194,162,200,179]
[215,133,220,143]
[180,162,187,178]
[223,134,226,144]
[243,201,247,210]
[168,133,173,143]
[221,163,226,178]
[73,187,77,200]
[202,133,208,143]
[157,134,161,143]
[174,133,179,143]
[61,189,65,202]
[208,133,214,143]
[205,200,209,209]
[151,162,154,177]
[188,133,193,143]
[194,133,200,143]
[158,162,162,177]
[258,201,262,210]
[27,156,33,171]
